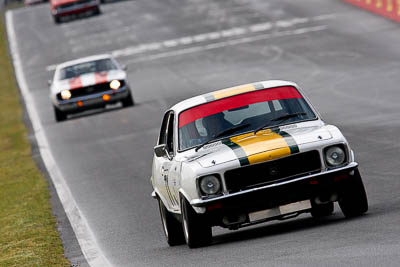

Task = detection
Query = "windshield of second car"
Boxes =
[58,59,118,80]
[178,86,316,150]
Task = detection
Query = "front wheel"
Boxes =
[94,6,101,15]
[54,106,67,122]
[339,169,368,217]
[181,196,212,248]
[121,92,134,107]
[311,202,334,218]
[53,15,61,24]
[158,199,185,246]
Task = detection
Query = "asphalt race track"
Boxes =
[7,0,400,266]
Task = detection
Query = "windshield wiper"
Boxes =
[253,112,306,134]
[271,112,306,122]
[195,123,251,152]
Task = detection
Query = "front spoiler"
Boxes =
[55,87,129,112]
[53,3,99,16]
[190,162,358,207]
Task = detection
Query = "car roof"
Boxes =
[170,80,299,114]
[56,54,113,70]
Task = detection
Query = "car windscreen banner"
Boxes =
[178,86,302,128]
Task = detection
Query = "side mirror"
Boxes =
[47,80,52,87]
[122,65,128,71]
[154,144,167,158]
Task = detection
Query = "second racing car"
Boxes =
[49,54,134,122]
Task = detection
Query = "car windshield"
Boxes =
[59,59,118,80]
[178,86,316,151]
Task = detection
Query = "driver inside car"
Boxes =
[202,112,233,139]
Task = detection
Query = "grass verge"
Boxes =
[0,12,70,266]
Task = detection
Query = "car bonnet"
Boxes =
[193,125,332,168]
[53,70,125,93]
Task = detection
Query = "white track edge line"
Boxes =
[125,25,328,64]
[45,14,337,71]
[5,11,111,267]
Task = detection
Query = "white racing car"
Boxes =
[49,54,134,122]
[151,80,368,248]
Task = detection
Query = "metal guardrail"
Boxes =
[343,0,400,23]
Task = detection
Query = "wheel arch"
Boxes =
[179,189,206,214]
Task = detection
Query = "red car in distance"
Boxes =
[50,0,101,23]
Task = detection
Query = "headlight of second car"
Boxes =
[60,89,71,100]
[325,145,346,168]
[110,80,121,90]
[199,175,221,195]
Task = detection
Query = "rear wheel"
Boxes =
[311,202,334,218]
[121,93,134,107]
[158,199,185,246]
[339,169,368,217]
[181,196,212,248]
[54,106,67,122]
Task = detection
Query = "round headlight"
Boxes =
[60,90,71,100]
[325,146,346,167]
[110,80,121,90]
[199,175,221,195]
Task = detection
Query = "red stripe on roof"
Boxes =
[68,77,83,90]
[179,86,302,128]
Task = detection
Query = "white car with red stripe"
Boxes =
[151,80,368,248]
[50,54,134,122]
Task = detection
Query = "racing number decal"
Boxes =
[162,167,179,207]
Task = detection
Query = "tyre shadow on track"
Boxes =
[64,103,137,121]
[211,213,370,247]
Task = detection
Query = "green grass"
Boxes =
[4,1,25,11]
[0,13,70,267]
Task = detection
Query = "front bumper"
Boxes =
[191,162,359,227]
[53,3,99,16]
[55,87,130,112]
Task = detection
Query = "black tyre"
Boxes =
[53,15,61,24]
[181,196,212,248]
[158,199,185,246]
[54,106,67,122]
[311,202,334,218]
[339,169,368,217]
[94,6,101,15]
[121,93,134,107]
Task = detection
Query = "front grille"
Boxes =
[57,81,125,101]
[224,150,321,193]
[60,0,92,8]
[60,2,76,8]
